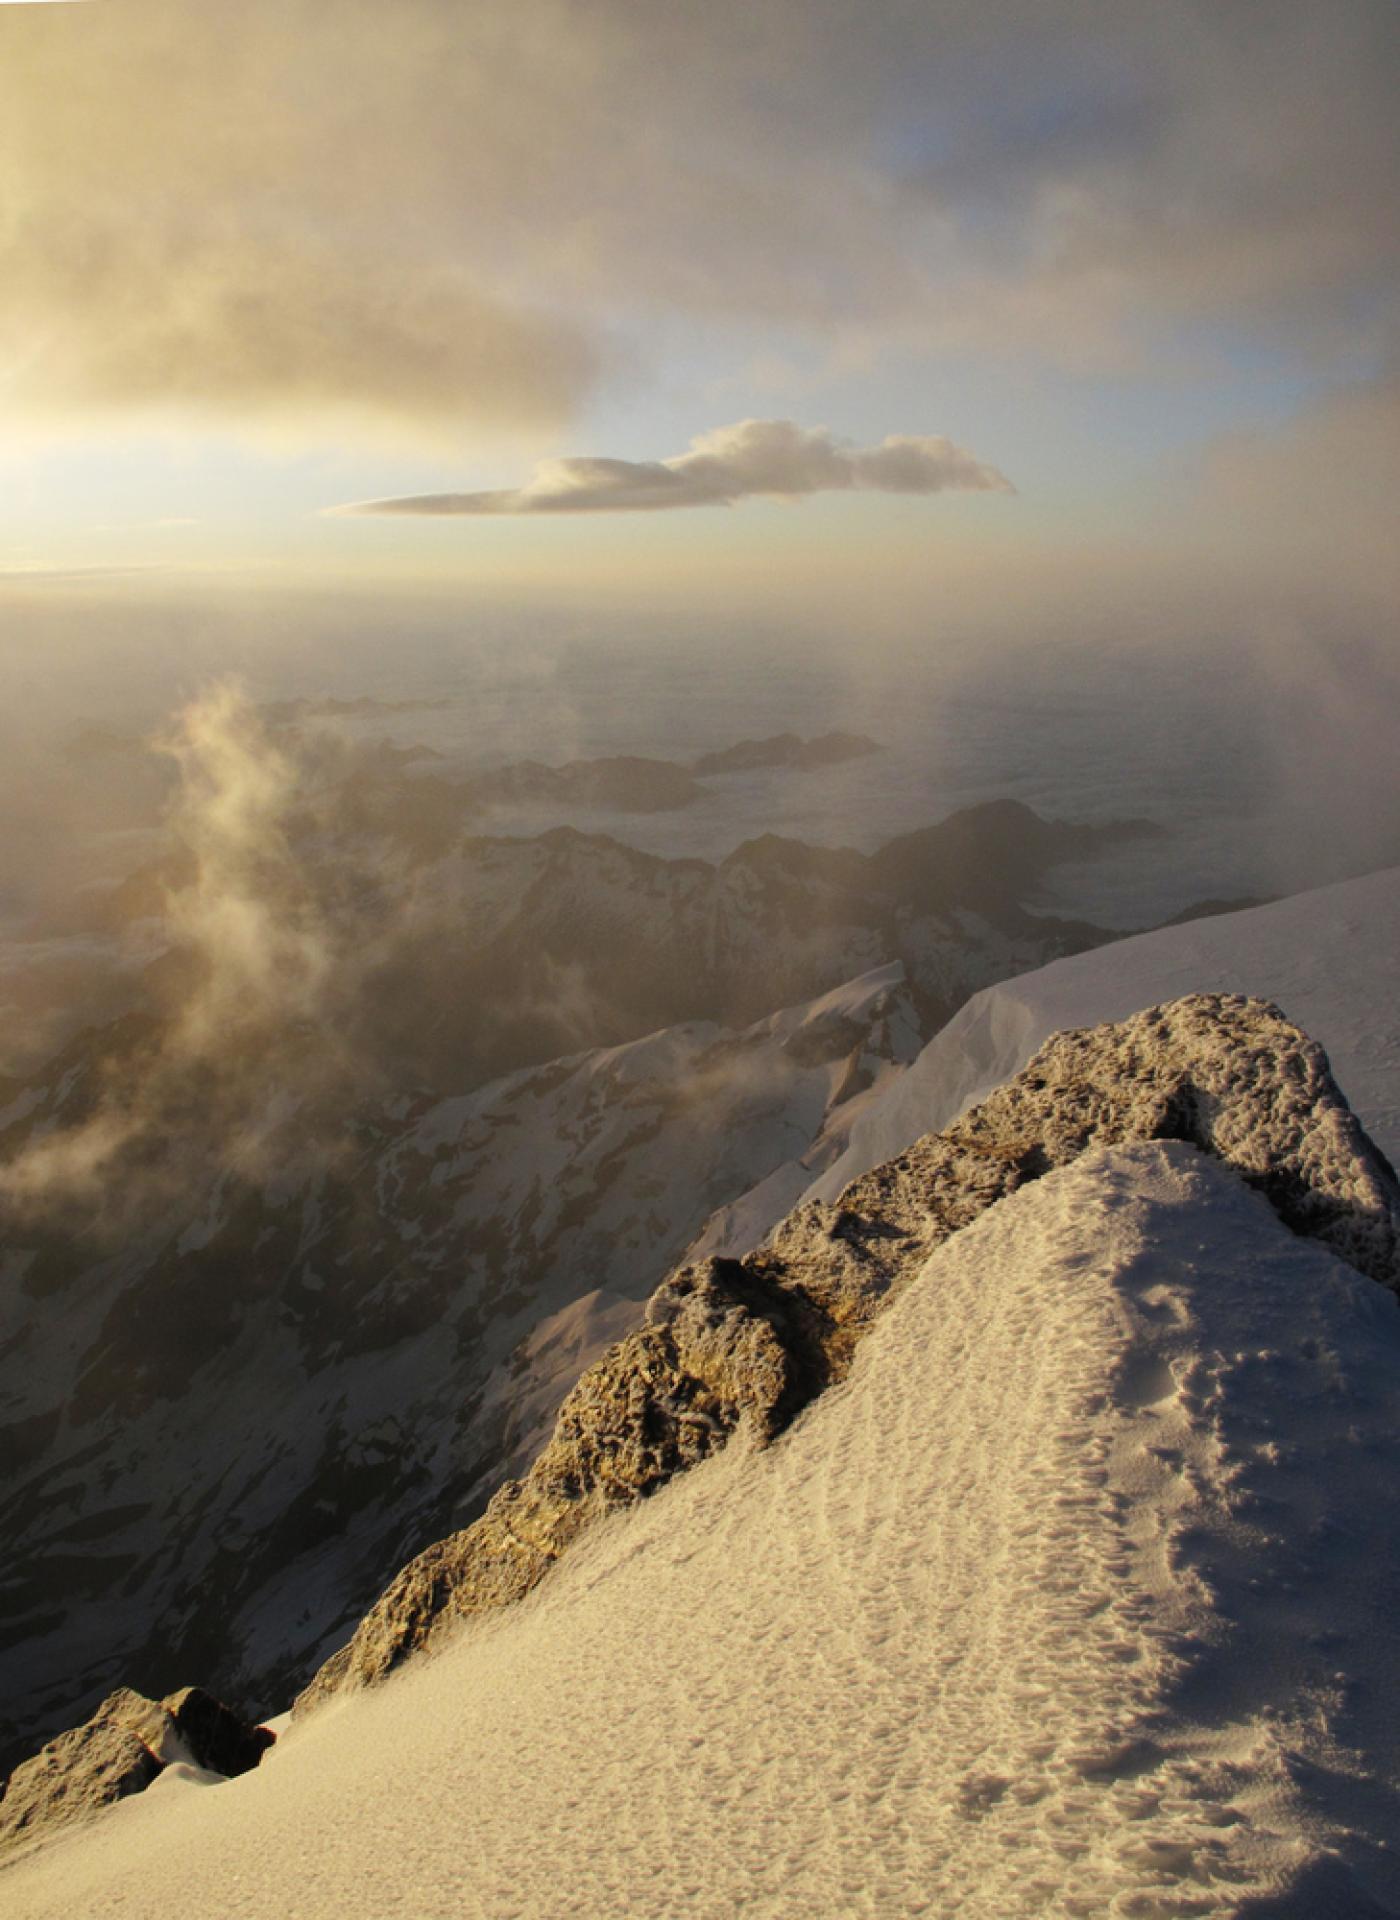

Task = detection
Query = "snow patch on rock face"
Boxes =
[293,992,1398,1716]
[9,1146,1400,1918]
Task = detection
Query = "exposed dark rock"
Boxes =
[0,1685,273,1864]
[780,1011,872,1067]
[866,797,1163,916]
[295,994,1399,1716]
[161,1687,274,1780]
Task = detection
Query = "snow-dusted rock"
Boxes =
[297,993,1399,1714]
[294,1254,826,1711]
[766,991,1399,1330]
[0,1715,160,1864]
[0,1685,272,1863]
[808,863,1400,1207]
[0,966,921,1779]
[0,1692,170,1863]
[22,1143,1400,1916]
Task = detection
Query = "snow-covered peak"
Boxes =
[808,866,1400,1210]
[291,991,1397,1722]
[9,1142,1400,1917]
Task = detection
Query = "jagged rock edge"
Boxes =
[294,993,1400,1716]
[0,1687,273,1866]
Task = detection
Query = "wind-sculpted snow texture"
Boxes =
[0,790,1128,1761]
[297,993,1400,1713]
[0,968,920,1776]
[0,1687,270,1864]
[14,1144,1400,1917]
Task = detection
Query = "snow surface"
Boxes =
[0,954,924,1752]
[8,1143,1400,1917]
[801,867,1400,1224]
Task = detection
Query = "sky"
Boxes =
[0,0,1397,613]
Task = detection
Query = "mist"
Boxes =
[5,0,1400,1880]
[2,556,1395,905]
[0,560,1395,1232]
[0,685,387,1224]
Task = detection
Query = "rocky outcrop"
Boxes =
[0,1686,273,1864]
[0,963,923,1782]
[295,994,1400,1715]
[159,1688,275,1780]
[0,1721,159,1863]
[761,988,1399,1341]
[299,1256,833,1708]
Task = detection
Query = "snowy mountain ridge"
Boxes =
[0,964,922,1774]
[0,792,1164,1772]
[7,993,1400,1914]
[6,876,1400,1914]
[693,865,1400,1261]
[815,864,1400,1204]
[290,990,1399,1718]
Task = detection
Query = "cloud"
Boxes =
[0,685,364,1219]
[1190,373,1400,604]
[2,223,597,445]
[2,0,1396,447]
[337,419,1014,516]
[0,2,606,443]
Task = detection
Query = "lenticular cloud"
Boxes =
[336,418,1015,516]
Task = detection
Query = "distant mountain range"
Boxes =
[0,793,1156,1773]
[5,874,1400,1912]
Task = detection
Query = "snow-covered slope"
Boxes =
[700,866,1399,1255]
[0,967,920,1773]
[8,1141,1400,1918]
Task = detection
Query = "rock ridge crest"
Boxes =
[293,992,1400,1714]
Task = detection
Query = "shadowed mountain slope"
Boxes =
[296,993,1399,1712]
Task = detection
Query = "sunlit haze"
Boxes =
[3,8,1400,1915]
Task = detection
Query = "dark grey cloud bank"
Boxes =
[337,419,1015,516]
